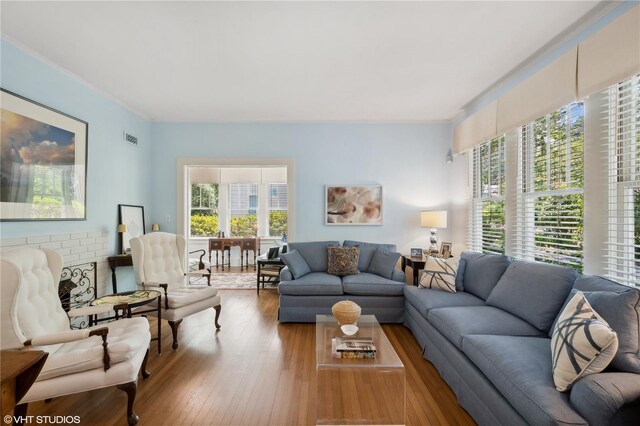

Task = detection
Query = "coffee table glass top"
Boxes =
[92,290,160,307]
[316,314,403,369]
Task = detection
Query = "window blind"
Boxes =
[514,103,584,272]
[604,75,640,286]
[469,137,506,254]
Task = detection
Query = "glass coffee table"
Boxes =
[316,315,405,425]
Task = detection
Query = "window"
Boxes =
[268,183,288,237]
[515,102,584,272]
[190,184,219,237]
[604,75,640,286]
[229,183,258,236]
[469,137,506,254]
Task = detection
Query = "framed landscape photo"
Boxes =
[410,248,423,258]
[325,185,383,225]
[1,89,88,221]
[119,204,145,253]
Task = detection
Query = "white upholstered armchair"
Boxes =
[130,232,221,350]
[0,248,151,425]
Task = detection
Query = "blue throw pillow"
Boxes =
[280,249,311,279]
[367,248,401,280]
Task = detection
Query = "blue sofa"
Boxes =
[277,241,406,323]
[404,251,640,425]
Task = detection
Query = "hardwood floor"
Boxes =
[29,290,474,425]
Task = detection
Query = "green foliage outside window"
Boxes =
[482,200,505,255]
[230,215,257,237]
[269,211,288,237]
[191,214,219,236]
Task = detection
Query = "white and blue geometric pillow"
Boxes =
[419,256,459,293]
[551,291,618,392]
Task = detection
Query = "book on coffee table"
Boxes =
[332,336,376,359]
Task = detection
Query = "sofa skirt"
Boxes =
[278,294,404,323]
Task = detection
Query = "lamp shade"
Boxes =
[151,224,160,232]
[421,211,448,228]
[118,224,128,233]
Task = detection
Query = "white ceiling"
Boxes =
[1,1,602,122]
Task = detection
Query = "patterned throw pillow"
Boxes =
[551,291,618,392]
[327,246,359,276]
[419,256,460,293]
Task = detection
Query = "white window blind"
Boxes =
[604,75,640,286]
[514,102,584,272]
[469,137,506,255]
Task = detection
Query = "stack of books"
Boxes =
[332,336,376,359]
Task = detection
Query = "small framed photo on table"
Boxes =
[410,248,423,257]
[440,242,452,258]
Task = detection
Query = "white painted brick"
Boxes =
[28,244,42,250]
[102,231,109,237]
[64,254,80,263]
[81,238,96,246]
[27,235,50,244]
[50,234,71,242]
[70,233,87,240]
[40,242,62,250]
[95,249,110,257]
[1,237,27,247]
[57,248,71,256]
[62,239,80,248]
[102,242,111,250]
[87,243,103,252]
[87,231,102,238]
[96,236,108,244]
[71,246,87,255]
[79,252,96,261]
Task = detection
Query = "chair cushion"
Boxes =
[327,246,359,276]
[166,286,219,309]
[419,256,460,293]
[278,273,343,296]
[460,251,511,300]
[571,275,640,374]
[37,317,150,381]
[462,335,587,425]
[280,249,311,279]
[486,260,578,332]
[428,306,545,350]
[367,249,401,280]
[551,292,618,392]
[403,286,485,318]
[288,241,340,272]
[342,241,396,272]
[342,273,405,296]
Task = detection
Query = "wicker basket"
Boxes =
[332,300,361,325]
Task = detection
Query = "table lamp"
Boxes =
[421,210,447,253]
[151,223,160,232]
[118,224,128,255]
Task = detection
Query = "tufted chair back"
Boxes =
[130,232,187,289]
[1,248,70,350]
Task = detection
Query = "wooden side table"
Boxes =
[256,258,285,295]
[401,255,427,286]
[107,254,133,293]
[1,350,48,421]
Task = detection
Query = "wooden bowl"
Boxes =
[332,300,361,325]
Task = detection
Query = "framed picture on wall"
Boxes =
[118,204,145,253]
[325,185,383,225]
[0,89,88,221]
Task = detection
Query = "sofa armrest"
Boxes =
[280,266,294,282]
[391,268,405,283]
[570,372,640,425]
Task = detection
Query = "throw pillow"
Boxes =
[327,246,359,276]
[367,248,401,280]
[551,291,618,392]
[419,256,460,293]
[280,249,311,279]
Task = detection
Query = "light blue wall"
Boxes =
[0,39,153,251]
[150,122,455,253]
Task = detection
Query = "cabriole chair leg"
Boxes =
[214,304,222,329]
[169,319,182,350]
[140,348,150,379]
[116,380,139,425]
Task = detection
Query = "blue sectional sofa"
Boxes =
[404,251,640,426]
[277,241,406,323]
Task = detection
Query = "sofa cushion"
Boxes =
[570,372,640,425]
[280,249,311,279]
[462,335,587,425]
[288,241,340,272]
[367,249,401,279]
[455,257,466,291]
[327,246,359,276]
[342,273,405,296]
[404,286,485,318]
[428,306,545,350]
[486,260,577,332]
[460,251,511,300]
[342,240,396,272]
[277,272,343,296]
[419,256,460,293]
[570,275,640,374]
[164,285,219,309]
